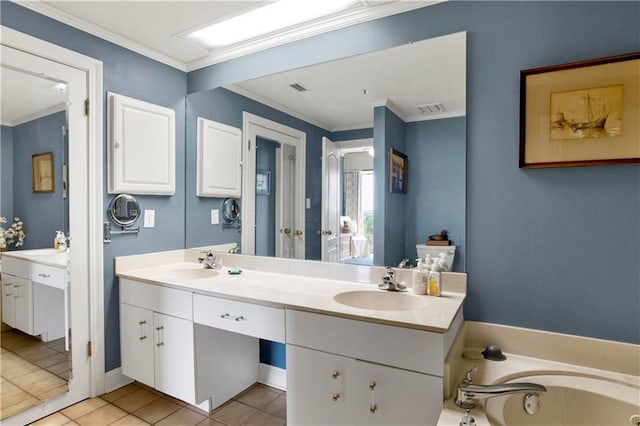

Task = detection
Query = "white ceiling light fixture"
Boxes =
[187,0,362,50]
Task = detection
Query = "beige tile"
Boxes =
[240,411,286,426]
[2,386,34,408]
[35,384,68,401]
[12,369,55,388]
[61,397,109,419]
[1,396,39,419]
[100,383,141,403]
[112,388,161,413]
[196,418,227,426]
[132,397,181,424]
[236,385,280,410]
[46,361,70,376]
[211,401,258,426]
[1,355,30,372]
[110,414,150,426]
[155,407,206,426]
[34,353,69,369]
[2,362,41,380]
[75,404,127,426]
[263,394,286,418]
[17,346,59,362]
[24,375,67,397]
[30,412,73,426]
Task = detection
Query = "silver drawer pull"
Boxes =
[155,326,164,331]
[38,273,51,278]
[235,315,246,322]
[156,342,164,347]
[332,393,340,401]
[139,336,147,341]
[220,313,232,319]
[332,372,340,379]
[139,320,146,325]
[369,404,377,414]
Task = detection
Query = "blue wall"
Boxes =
[11,112,66,250]
[189,2,639,344]
[405,117,466,272]
[332,128,374,142]
[255,137,278,257]
[1,1,187,370]
[0,126,14,221]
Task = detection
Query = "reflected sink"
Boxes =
[20,248,67,256]
[333,290,428,311]
[163,267,219,280]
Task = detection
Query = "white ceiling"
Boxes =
[228,31,466,131]
[0,66,66,126]
[17,0,439,71]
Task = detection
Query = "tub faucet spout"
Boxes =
[455,368,546,410]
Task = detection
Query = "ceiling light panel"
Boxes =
[187,0,361,49]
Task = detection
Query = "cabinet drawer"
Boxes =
[31,263,66,289]
[120,278,192,320]
[2,257,29,278]
[286,310,459,376]
[193,294,285,343]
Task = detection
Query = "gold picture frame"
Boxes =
[32,152,55,193]
[388,148,408,193]
[520,52,640,168]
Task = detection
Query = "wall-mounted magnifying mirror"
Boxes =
[221,198,240,225]
[104,194,141,242]
[108,193,140,226]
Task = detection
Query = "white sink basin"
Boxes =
[333,290,428,311]
[163,267,219,280]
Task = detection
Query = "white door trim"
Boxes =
[241,112,306,259]
[1,25,105,413]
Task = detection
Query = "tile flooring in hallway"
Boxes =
[28,382,286,426]
[1,329,70,419]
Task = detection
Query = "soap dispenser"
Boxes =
[54,231,66,250]
[428,258,442,297]
[412,259,427,295]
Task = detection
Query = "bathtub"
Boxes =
[484,374,640,426]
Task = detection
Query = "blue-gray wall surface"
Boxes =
[0,126,14,221]
[11,112,66,250]
[255,137,278,257]
[1,0,637,380]
[405,117,466,272]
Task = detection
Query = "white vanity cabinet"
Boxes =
[120,278,197,404]
[286,309,462,425]
[2,273,33,334]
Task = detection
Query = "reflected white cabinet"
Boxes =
[196,117,242,197]
[108,92,176,195]
[120,279,196,404]
[1,274,33,334]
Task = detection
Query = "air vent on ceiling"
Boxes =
[289,83,308,92]
[416,102,446,114]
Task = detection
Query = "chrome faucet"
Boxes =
[455,367,546,410]
[198,250,222,269]
[397,258,411,268]
[378,267,407,292]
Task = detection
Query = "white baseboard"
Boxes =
[104,367,134,394]
[257,363,286,391]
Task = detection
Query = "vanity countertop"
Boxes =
[1,248,68,268]
[115,250,465,333]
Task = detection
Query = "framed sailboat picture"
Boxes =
[520,52,640,168]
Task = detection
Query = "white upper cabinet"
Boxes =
[197,117,242,198]
[108,92,176,195]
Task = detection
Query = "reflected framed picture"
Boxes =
[32,152,55,193]
[256,170,271,195]
[388,148,408,193]
[520,52,640,168]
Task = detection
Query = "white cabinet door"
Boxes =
[2,273,16,327]
[13,277,33,335]
[33,282,66,341]
[349,359,443,426]
[120,303,155,387]
[196,117,242,197]
[108,92,176,195]
[286,345,355,426]
[153,312,196,404]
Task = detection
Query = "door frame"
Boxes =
[1,25,105,422]
[241,112,306,259]
[321,137,341,262]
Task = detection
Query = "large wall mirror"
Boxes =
[0,62,71,418]
[186,31,466,271]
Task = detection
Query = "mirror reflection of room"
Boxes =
[0,65,70,419]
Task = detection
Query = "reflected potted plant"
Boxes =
[0,217,26,251]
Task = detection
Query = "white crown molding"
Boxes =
[226,84,331,131]
[12,0,187,71]
[185,1,441,72]
[404,108,466,122]
[12,1,442,74]
[3,102,66,127]
[331,122,374,132]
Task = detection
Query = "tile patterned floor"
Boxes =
[29,382,286,426]
[1,329,70,419]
